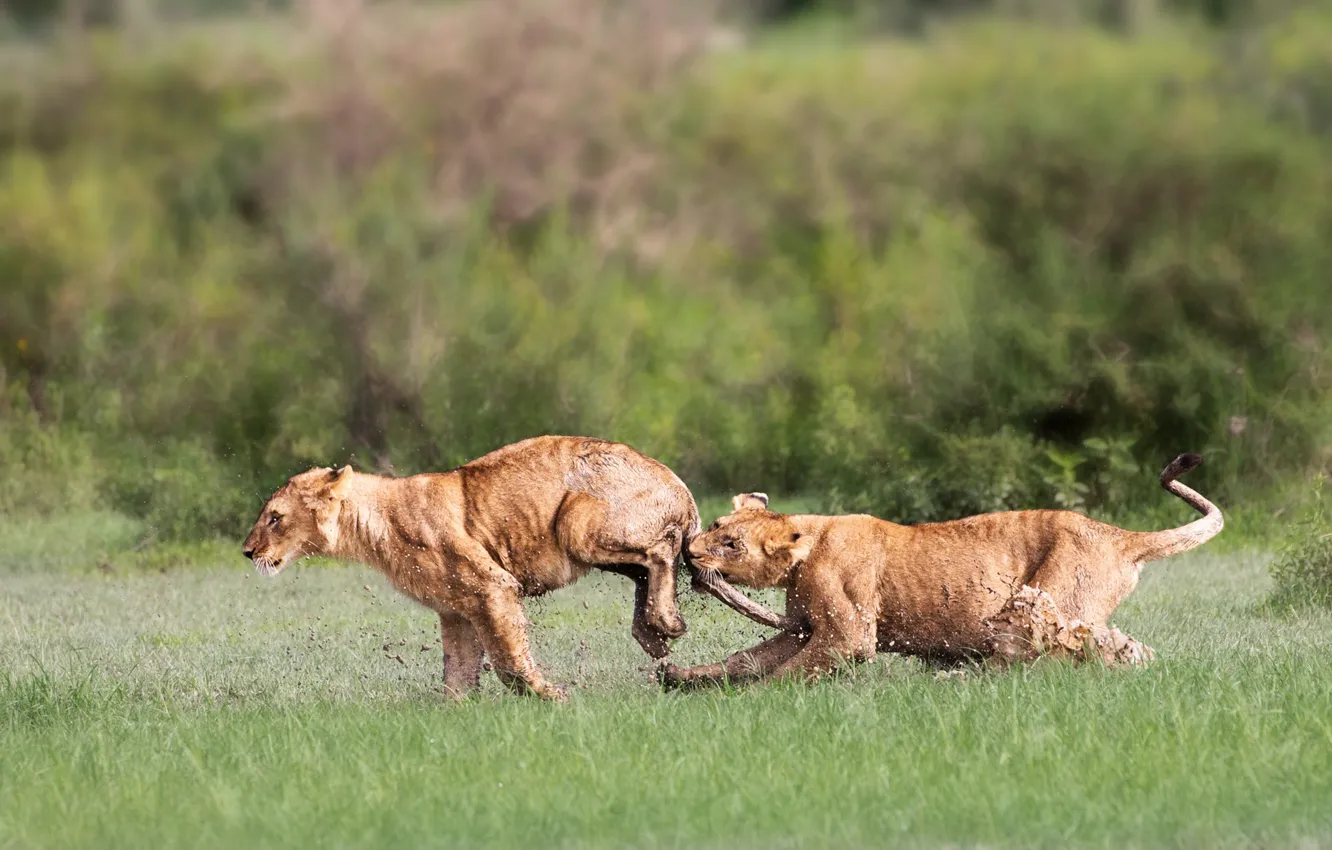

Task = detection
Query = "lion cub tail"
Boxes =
[1122,452,1224,564]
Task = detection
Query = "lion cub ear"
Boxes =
[764,531,813,566]
[326,465,354,499]
[787,531,813,565]
[731,492,770,512]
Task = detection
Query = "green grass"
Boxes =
[2,511,1332,849]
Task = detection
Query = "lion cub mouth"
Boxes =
[253,559,282,578]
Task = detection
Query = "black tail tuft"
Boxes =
[1160,452,1204,485]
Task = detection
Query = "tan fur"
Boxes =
[664,453,1222,688]
[242,435,701,701]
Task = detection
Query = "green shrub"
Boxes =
[1268,477,1332,608]
[98,438,266,541]
[0,398,99,517]
[1,3,1331,540]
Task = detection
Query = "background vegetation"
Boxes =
[5,6,1332,848]
[3,0,1332,548]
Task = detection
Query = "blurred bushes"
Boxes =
[1,0,1331,539]
[1269,475,1332,608]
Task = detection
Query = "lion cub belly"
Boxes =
[876,593,997,659]
[512,550,592,596]
[876,556,1025,659]
[481,528,592,597]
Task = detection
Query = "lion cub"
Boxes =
[243,435,701,701]
[664,453,1222,688]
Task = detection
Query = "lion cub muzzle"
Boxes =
[243,543,283,578]
[242,529,293,578]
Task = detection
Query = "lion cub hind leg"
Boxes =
[558,493,689,644]
[983,586,1155,668]
[598,562,678,659]
[1092,626,1156,667]
[624,565,673,660]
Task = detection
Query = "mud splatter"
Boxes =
[984,585,1155,668]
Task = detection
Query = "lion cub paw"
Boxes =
[535,682,569,702]
[655,662,687,690]
[1095,627,1156,667]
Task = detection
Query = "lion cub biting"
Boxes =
[663,453,1222,688]
[242,435,701,701]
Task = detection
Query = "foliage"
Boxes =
[1268,475,1332,608]
[0,400,100,516]
[2,1,1332,538]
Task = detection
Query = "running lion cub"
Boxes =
[663,453,1222,688]
[243,435,702,701]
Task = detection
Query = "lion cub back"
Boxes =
[456,435,699,587]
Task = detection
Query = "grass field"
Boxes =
[3,509,1332,850]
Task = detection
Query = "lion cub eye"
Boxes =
[723,539,741,551]
[267,514,281,528]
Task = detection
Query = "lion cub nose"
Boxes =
[242,547,255,559]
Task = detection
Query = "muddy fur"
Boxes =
[242,435,700,701]
[663,453,1220,689]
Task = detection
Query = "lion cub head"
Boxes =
[686,492,813,589]
[242,466,353,577]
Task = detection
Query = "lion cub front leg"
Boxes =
[464,589,567,701]
[443,541,568,702]
[769,589,876,683]
[769,633,865,682]
[438,611,485,700]
[659,630,808,690]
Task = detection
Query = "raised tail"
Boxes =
[1122,452,1224,563]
